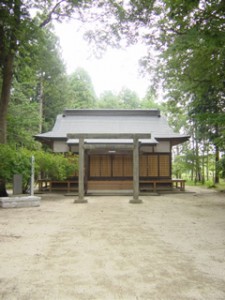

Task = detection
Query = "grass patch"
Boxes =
[214,181,225,192]
[186,179,225,191]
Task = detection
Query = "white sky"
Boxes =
[54,21,150,98]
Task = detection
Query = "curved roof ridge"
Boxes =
[63,109,161,117]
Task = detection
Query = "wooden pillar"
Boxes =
[75,138,87,203]
[130,136,142,203]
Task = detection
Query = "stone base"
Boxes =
[0,196,41,208]
[129,198,143,204]
[74,198,88,204]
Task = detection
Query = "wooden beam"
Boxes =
[67,133,151,139]
[84,144,134,150]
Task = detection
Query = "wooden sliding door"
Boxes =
[140,154,171,178]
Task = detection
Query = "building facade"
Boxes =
[35,109,189,196]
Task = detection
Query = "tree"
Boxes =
[0,0,22,144]
[140,87,161,110]
[118,87,140,109]
[7,98,40,149]
[5,25,68,146]
[97,88,141,109]
[217,155,225,180]
[0,0,89,144]
[156,1,225,183]
[0,0,87,196]
[67,68,96,109]
[97,90,121,108]
[32,29,69,132]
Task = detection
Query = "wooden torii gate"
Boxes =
[67,133,151,204]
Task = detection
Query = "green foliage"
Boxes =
[0,145,78,192]
[35,30,69,131]
[14,27,69,133]
[0,146,31,191]
[67,68,96,109]
[140,87,162,110]
[205,180,216,189]
[118,88,140,109]
[155,0,225,148]
[34,150,78,180]
[172,155,187,179]
[7,99,41,149]
[97,90,121,108]
[217,155,225,179]
[0,145,16,182]
[97,88,141,109]
[0,0,88,144]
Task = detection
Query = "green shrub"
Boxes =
[0,145,78,192]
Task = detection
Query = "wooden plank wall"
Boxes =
[140,154,170,178]
[159,155,170,177]
[89,153,171,179]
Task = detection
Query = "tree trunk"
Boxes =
[0,53,15,196]
[206,148,209,181]
[0,53,15,144]
[0,1,21,196]
[38,77,44,133]
[0,180,8,197]
[214,144,220,184]
[194,136,201,183]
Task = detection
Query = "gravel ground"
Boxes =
[0,186,225,300]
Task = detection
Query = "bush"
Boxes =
[0,145,78,193]
[205,180,216,189]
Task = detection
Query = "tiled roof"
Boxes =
[35,109,189,145]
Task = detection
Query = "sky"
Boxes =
[54,21,150,98]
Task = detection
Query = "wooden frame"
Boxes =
[140,179,186,192]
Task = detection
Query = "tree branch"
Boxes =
[39,0,65,28]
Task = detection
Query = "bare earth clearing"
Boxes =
[0,186,225,300]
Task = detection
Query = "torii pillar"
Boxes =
[74,137,87,203]
[129,136,142,204]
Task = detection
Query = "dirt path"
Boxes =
[0,187,225,300]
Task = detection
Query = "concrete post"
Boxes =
[30,155,35,196]
[130,136,142,203]
[75,138,87,203]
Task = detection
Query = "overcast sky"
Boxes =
[54,21,150,98]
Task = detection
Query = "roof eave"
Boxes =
[156,136,190,146]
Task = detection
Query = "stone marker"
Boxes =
[13,174,23,195]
